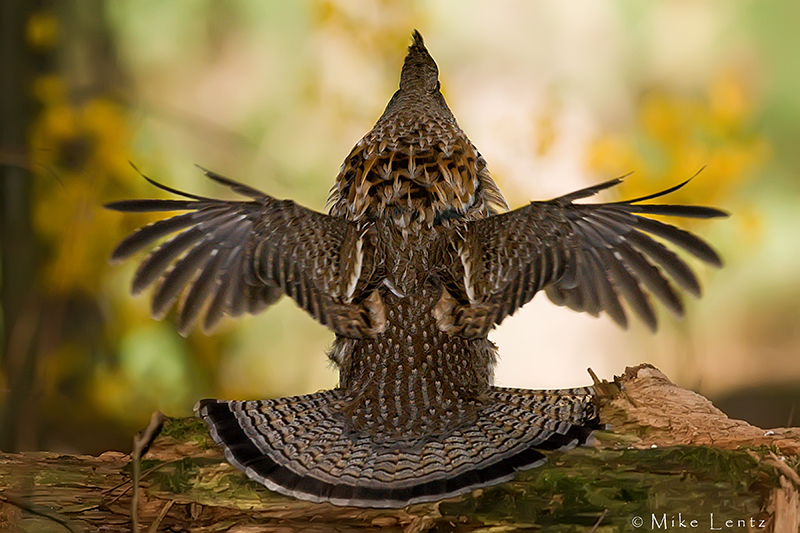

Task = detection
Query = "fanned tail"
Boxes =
[196,386,599,508]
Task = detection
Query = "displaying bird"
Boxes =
[107,31,727,508]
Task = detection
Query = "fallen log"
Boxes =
[2,364,798,532]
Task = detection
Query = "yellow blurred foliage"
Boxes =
[587,136,646,179]
[709,70,750,131]
[26,11,60,51]
[587,69,768,210]
[29,80,135,294]
[31,75,68,106]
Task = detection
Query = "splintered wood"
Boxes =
[597,364,800,453]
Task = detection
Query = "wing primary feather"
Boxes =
[132,226,206,294]
[110,212,197,262]
[128,162,213,201]
[530,251,546,299]
[582,204,685,316]
[204,246,246,329]
[558,247,579,289]
[586,249,627,328]
[553,177,624,203]
[247,286,281,314]
[586,207,638,231]
[576,253,601,315]
[622,203,729,219]
[625,231,702,297]
[571,218,615,248]
[544,285,567,307]
[633,217,723,266]
[196,165,268,199]
[606,167,707,205]
[105,199,202,212]
[178,220,254,334]
[610,177,693,204]
[598,248,657,331]
[202,252,239,331]
[227,250,254,318]
[110,207,229,262]
[131,210,245,294]
[542,242,563,286]
[559,255,588,313]
[590,208,708,293]
[615,242,684,317]
[178,246,226,335]
[151,239,216,319]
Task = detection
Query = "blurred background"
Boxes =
[1,0,798,455]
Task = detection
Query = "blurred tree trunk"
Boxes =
[0,0,41,453]
[1,0,129,454]
[1,365,798,532]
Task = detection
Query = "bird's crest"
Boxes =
[399,30,440,93]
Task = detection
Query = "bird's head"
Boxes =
[399,31,441,95]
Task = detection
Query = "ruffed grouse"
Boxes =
[108,31,726,508]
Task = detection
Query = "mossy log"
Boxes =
[2,364,799,532]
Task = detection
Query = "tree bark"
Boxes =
[2,365,799,532]
[0,0,41,454]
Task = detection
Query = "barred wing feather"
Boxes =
[440,178,728,338]
[107,167,377,337]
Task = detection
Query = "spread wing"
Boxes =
[436,177,728,338]
[107,166,384,337]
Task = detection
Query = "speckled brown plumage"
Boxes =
[107,31,727,508]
